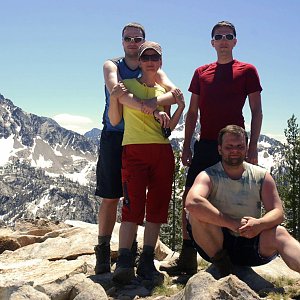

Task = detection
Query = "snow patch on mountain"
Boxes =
[0,135,14,166]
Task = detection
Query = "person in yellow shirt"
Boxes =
[109,41,185,285]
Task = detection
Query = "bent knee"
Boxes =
[189,215,219,231]
[275,225,289,236]
[260,225,289,255]
[260,225,287,239]
[100,198,119,207]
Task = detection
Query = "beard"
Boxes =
[222,156,245,166]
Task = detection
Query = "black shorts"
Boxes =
[185,139,221,187]
[187,222,277,266]
[95,130,123,198]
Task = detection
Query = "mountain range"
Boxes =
[0,93,285,225]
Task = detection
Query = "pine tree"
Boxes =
[160,150,186,250]
[278,115,300,239]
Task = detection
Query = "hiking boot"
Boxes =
[94,243,111,274]
[137,252,164,285]
[159,243,198,275]
[112,252,135,285]
[211,249,234,278]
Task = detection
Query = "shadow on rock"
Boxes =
[206,264,285,296]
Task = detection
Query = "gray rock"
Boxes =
[180,271,260,300]
[1,219,300,300]
[9,285,51,300]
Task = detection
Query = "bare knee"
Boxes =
[101,198,119,207]
[260,225,290,256]
[275,225,290,238]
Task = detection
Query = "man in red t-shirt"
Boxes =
[160,20,263,275]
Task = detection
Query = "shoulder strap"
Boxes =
[109,57,123,81]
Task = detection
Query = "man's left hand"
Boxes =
[238,216,261,238]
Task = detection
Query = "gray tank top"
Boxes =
[205,162,267,224]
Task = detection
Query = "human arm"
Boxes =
[238,172,284,238]
[118,89,177,113]
[103,60,123,126]
[247,91,263,164]
[117,69,177,113]
[169,88,185,131]
[103,60,119,93]
[156,69,176,92]
[140,69,176,113]
[108,83,125,126]
[181,93,199,166]
[185,172,242,233]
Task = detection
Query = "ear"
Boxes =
[211,39,215,48]
[218,145,222,155]
[233,38,237,48]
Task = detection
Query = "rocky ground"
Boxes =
[0,218,300,300]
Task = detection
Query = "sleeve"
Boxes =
[188,69,201,95]
[246,64,263,94]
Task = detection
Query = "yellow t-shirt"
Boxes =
[122,79,170,146]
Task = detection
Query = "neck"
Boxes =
[124,55,139,70]
[217,54,234,64]
[139,73,157,87]
[221,161,245,180]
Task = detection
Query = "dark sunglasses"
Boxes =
[213,34,235,41]
[123,36,144,43]
[140,54,161,62]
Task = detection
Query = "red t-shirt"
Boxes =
[188,60,262,140]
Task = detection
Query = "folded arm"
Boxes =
[239,172,284,238]
[185,172,242,233]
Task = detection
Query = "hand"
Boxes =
[153,110,170,128]
[111,82,128,99]
[238,216,261,238]
[142,98,157,114]
[171,88,185,108]
[181,146,192,166]
[246,142,258,165]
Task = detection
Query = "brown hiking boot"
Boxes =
[160,244,198,275]
[210,249,234,278]
[94,243,111,274]
[112,251,135,285]
[137,252,164,285]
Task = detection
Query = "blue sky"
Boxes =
[1,0,299,141]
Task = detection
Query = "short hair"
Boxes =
[211,21,236,38]
[122,22,145,39]
[218,125,248,145]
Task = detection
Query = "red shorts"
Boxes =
[121,144,175,224]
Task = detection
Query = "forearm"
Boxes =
[156,91,176,106]
[186,197,238,231]
[120,91,177,115]
[259,208,284,231]
[183,110,198,150]
[250,110,263,146]
[118,92,142,111]
[169,106,185,131]
[108,96,122,126]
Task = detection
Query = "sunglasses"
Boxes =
[213,34,235,41]
[123,36,144,43]
[140,54,161,62]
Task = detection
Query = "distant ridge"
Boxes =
[0,92,285,226]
